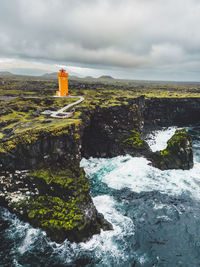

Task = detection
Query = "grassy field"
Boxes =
[1,73,200,147]
[1,73,200,98]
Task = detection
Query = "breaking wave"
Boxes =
[1,125,200,266]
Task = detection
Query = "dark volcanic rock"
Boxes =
[151,129,193,170]
[0,165,112,243]
[81,96,147,158]
[0,122,113,243]
[144,98,200,130]
[1,96,199,243]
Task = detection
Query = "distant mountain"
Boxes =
[69,75,81,79]
[42,72,80,80]
[42,72,57,79]
[98,75,114,80]
[0,71,14,76]
[85,76,94,79]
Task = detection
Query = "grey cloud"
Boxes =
[0,0,200,80]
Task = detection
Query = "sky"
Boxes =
[0,0,200,81]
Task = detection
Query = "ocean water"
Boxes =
[1,125,200,266]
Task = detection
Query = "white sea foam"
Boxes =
[1,126,199,266]
[81,195,134,261]
[81,127,200,199]
[12,259,23,267]
[1,208,46,257]
[2,210,30,241]
[50,195,135,265]
[1,196,134,265]
[145,126,179,152]
[18,228,42,254]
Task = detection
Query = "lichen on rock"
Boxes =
[26,195,86,243]
[1,89,198,243]
[120,129,152,159]
[5,164,113,243]
[122,130,148,150]
[151,129,193,170]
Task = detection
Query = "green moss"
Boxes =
[167,129,188,147]
[74,133,80,140]
[27,195,84,231]
[0,131,40,152]
[130,104,138,112]
[122,130,144,148]
[1,77,199,158]
[29,165,90,196]
[21,164,91,236]
[0,97,83,143]
[30,168,75,188]
[160,149,169,156]
[160,129,188,157]
[0,115,82,153]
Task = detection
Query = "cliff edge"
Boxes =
[0,95,198,242]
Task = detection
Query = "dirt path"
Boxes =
[42,95,85,118]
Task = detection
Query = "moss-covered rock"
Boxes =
[122,130,146,149]
[81,98,147,158]
[121,129,151,157]
[6,164,113,243]
[1,80,199,243]
[26,195,87,243]
[28,164,90,202]
[151,129,193,170]
[23,194,112,243]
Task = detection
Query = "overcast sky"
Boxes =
[0,0,200,81]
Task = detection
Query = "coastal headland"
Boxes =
[0,74,200,242]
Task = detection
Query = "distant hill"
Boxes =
[42,72,57,79]
[98,75,114,80]
[69,75,80,79]
[85,76,94,79]
[42,72,80,80]
[0,71,14,76]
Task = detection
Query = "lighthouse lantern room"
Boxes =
[56,68,69,97]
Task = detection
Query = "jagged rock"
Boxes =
[97,213,113,231]
[121,129,151,158]
[144,98,200,129]
[1,96,199,243]
[0,164,112,243]
[151,129,193,170]
[81,97,146,158]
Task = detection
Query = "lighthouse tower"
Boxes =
[56,68,69,97]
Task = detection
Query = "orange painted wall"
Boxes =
[56,71,69,97]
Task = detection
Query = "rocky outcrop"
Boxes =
[0,124,83,171]
[0,164,112,243]
[0,96,199,243]
[144,98,200,130]
[0,122,113,243]
[151,129,193,170]
[81,102,194,170]
[0,164,113,243]
[81,97,200,159]
[81,96,147,158]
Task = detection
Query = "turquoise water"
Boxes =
[1,126,200,266]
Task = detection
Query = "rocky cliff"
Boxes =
[81,97,200,159]
[144,97,200,130]
[0,114,113,243]
[0,96,199,242]
[151,129,193,170]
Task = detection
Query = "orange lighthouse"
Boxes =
[56,68,69,97]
